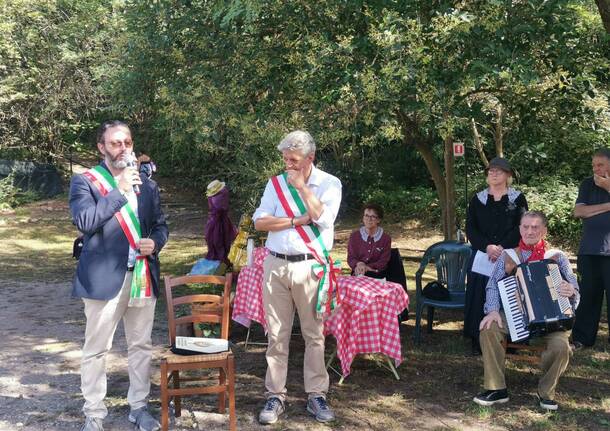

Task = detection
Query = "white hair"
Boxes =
[277,130,316,156]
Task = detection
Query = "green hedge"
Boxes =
[519,177,581,250]
[361,185,440,224]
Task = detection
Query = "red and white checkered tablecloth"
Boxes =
[232,247,269,330]
[230,247,409,377]
[325,276,409,377]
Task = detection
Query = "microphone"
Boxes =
[127,154,140,194]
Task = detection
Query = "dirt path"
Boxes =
[0,278,252,431]
[0,276,505,431]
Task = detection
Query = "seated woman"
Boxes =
[347,203,391,279]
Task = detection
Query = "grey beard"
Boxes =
[112,159,128,169]
[111,153,135,169]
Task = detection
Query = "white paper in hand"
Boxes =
[471,250,495,277]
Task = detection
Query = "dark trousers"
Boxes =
[572,255,610,346]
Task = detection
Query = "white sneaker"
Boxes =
[128,407,160,431]
[80,416,104,431]
[258,397,285,424]
[307,396,335,423]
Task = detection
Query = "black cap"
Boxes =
[485,157,513,175]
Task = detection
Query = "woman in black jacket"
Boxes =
[464,157,528,354]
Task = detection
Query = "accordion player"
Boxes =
[498,251,576,342]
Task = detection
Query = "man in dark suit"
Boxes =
[70,120,169,431]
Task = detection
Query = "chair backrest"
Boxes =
[386,248,407,290]
[416,240,471,293]
[163,273,233,345]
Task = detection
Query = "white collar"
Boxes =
[359,226,384,242]
[477,187,521,205]
[306,164,322,187]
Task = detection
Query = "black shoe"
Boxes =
[473,389,509,406]
[570,341,584,351]
[537,393,558,411]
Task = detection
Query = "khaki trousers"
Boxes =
[81,272,157,418]
[480,313,572,400]
[262,255,329,402]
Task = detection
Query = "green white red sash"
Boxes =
[83,165,152,302]
[270,173,341,316]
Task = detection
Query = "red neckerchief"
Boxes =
[519,238,546,262]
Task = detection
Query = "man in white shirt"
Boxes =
[253,130,342,424]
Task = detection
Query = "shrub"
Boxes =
[0,173,19,210]
[519,177,581,250]
[0,173,40,210]
[361,185,440,223]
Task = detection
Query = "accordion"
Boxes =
[497,260,574,342]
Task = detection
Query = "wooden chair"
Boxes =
[161,274,236,431]
[501,337,543,364]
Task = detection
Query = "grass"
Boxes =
[1,193,609,431]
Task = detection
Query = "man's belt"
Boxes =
[269,250,315,262]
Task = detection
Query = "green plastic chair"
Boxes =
[414,240,471,344]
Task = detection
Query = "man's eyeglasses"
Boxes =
[363,214,379,220]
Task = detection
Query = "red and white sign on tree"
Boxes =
[453,141,465,157]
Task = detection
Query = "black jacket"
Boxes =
[466,189,528,252]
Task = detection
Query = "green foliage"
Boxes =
[106,0,609,218]
[0,0,125,162]
[0,0,609,224]
[195,323,220,338]
[0,174,19,210]
[0,173,39,210]
[520,177,581,249]
[362,185,440,224]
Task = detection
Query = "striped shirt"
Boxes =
[484,249,580,314]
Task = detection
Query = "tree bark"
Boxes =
[400,112,456,240]
[471,117,489,167]
[596,0,610,33]
[398,113,447,205]
[411,138,446,203]
[443,133,456,240]
[494,103,504,157]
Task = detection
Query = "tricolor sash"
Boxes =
[270,173,341,317]
[83,166,152,304]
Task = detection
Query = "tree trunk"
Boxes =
[596,0,610,33]
[495,103,504,157]
[412,139,446,200]
[400,113,456,240]
[443,134,456,240]
[471,117,489,167]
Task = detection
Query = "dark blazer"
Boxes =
[69,162,169,300]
